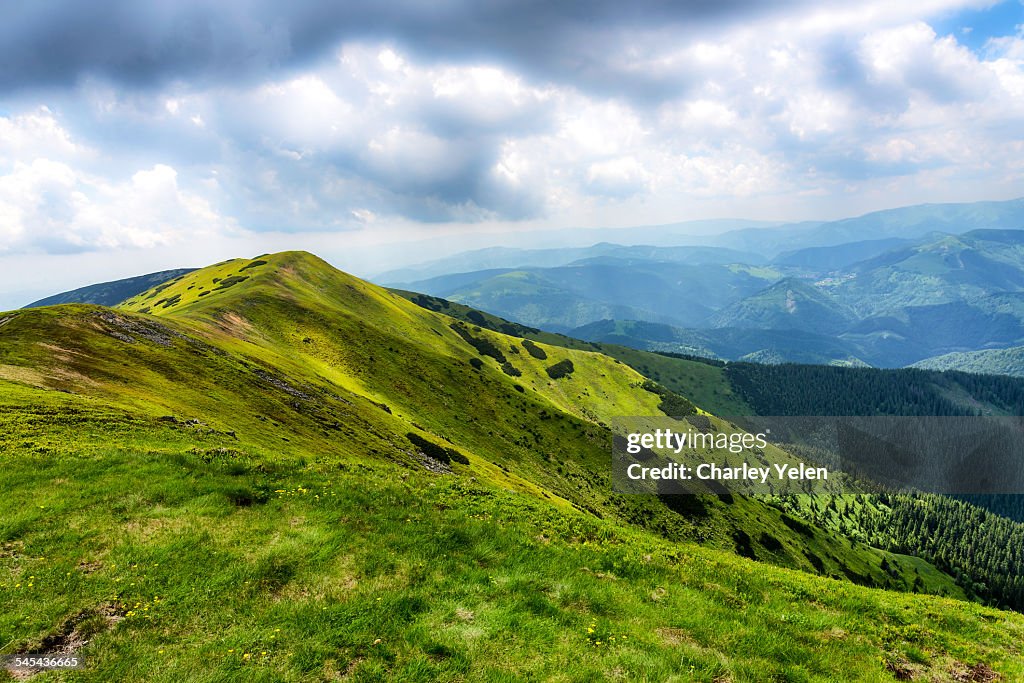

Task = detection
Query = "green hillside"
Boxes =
[394,288,1024,606]
[837,230,1024,316]
[912,345,1024,377]
[393,290,754,417]
[1,252,1021,680]
[708,278,857,335]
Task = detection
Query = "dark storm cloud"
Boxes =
[1,0,808,97]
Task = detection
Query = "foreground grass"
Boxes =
[1,441,1022,682]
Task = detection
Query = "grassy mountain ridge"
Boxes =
[4,252,1020,679]
[23,268,196,309]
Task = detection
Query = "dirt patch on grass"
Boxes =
[656,627,696,647]
[0,365,48,388]
[884,655,924,680]
[122,516,187,543]
[76,560,103,574]
[951,662,1000,682]
[217,312,255,339]
[0,541,25,559]
[6,603,125,680]
[91,311,180,346]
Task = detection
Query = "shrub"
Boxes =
[239,259,268,271]
[546,359,574,379]
[450,323,507,363]
[160,294,182,308]
[466,310,486,325]
[412,294,443,312]
[407,432,469,465]
[214,275,249,290]
[500,362,522,377]
[469,358,483,370]
[641,379,697,418]
[522,339,547,360]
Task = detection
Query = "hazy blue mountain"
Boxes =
[771,237,918,272]
[378,242,764,283]
[842,293,1024,365]
[712,198,1024,257]
[410,269,681,332]
[834,229,1024,316]
[24,269,195,308]
[400,260,782,331]
[708,277,858,335]
[571,319,868,366]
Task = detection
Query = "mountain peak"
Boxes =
[708,276,855,334]
[117,251,367,319]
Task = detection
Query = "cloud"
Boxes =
[0,156,237,254]
[0,107,90,162]
[0,1,811,96]
[0,0,1022,261]
[585,157,650,198]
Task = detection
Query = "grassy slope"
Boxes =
[0,252,1016,680]
[391,290,753,417]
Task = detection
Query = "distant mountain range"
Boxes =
[382,198,1024,369]
[705,198,1024,255]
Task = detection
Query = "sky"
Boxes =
[1,0,1023,308]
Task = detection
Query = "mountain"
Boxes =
[712,197,1024,256]
[771,237,918,272]
[571,318,869,366]
[377,243,764,283]
[835,229,1024,315]
[400,261,781,332]
[397,268,686,332]
[23,268,195,308]
[911,346,1024,377]
[5,251,1024,679]
[708,277,857,335]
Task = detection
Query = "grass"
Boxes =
[1,420,1021,681]
[0,251,1021,680]
[392,290,753,416]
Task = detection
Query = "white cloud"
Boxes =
[585,157,650,197]
[0,108,91,164]
[1,0,1022,261]
[0,158,238,254]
